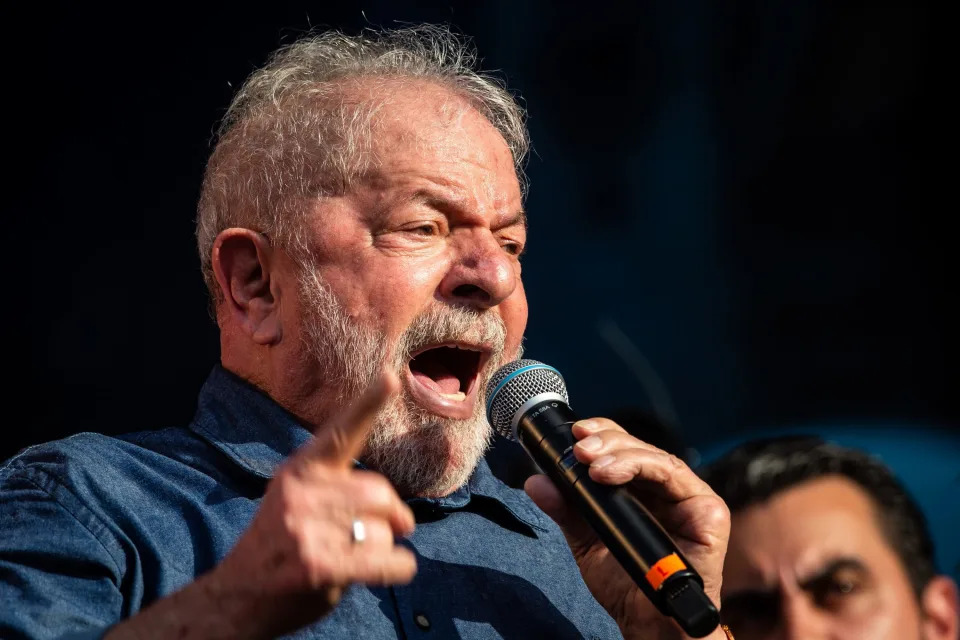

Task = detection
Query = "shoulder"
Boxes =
[0,426,242,542]
[1,427,250,579]
[1,427,216,492]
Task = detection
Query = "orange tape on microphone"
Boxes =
[645,553,687,590]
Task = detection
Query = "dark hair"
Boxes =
[698,435,937,596]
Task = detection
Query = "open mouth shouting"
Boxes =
[405,342,492,419]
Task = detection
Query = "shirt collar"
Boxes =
[466,457,549,532]
[189,365,548,533]
[189,365,314,479]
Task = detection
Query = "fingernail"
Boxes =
[576,419,600,432]
[592,455,616,468]
[577,435,602,452]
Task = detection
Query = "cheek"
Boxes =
[360,257,452,329]
[501,280,528,357]
[838,608,916,640]
[836,579,922,640]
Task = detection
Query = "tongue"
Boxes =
[412,359,462,394]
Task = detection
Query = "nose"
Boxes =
[437,229,516,310]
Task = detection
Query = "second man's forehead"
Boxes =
[730,478,900,574]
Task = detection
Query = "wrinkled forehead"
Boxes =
[343,78,521,195]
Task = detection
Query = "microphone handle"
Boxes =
[517,400,720,638]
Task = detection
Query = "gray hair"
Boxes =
[195,25,529,305]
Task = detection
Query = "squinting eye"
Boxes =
[502,242,523,256]
[830,578,858,595]
[814,576,862,610]
[406,223,440,236]
[826,580,854,596]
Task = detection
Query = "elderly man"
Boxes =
[699,436,958,640]
[2,27,730,639]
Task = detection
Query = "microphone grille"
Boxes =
[485,359,569,439]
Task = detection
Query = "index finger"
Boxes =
[292,370,399,469]
[588,448,714,504]
[572,417,661,453]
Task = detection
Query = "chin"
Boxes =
[422,437,483,497]
[362,398,492,498]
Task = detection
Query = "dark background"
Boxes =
[14,0,958,579]
[19,4,954,474]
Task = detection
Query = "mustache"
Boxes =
[393,305,507,368]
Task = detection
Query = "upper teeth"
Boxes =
[446,344,478,351]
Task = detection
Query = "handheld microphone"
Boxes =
[485,359,720,638]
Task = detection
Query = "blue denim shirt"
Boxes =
[1,366,622,639]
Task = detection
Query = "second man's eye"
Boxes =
[812,571,865,611]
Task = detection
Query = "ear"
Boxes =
[211,228,283,345]
[920,575,959,640]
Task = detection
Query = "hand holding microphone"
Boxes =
[487,360,729,639]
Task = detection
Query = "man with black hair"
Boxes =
[700,436,958,639]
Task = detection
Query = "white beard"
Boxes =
[297,264,518,497]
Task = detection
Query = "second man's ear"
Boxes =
[920,575,960,640]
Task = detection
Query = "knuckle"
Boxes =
[599,429,623,443]
[276,457,311,481]
[278,518,332,584]
[271,468,296,493]
[302,528,350,586]
[306,552,337,587]
[647,457,673,483]
[283,513,311,549]
[370,518,392,539]
[392,550,418,583]
[355,473,397,507]
[665,453,686,470]
[275,477,308,513]
[274,466,307,494]
[704,496,732,524]
[403,553,418,578]
[595,417,625,432]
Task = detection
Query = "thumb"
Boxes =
[291,370,399,470]
[524,474,596,550]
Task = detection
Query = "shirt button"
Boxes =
[414,613,431,630]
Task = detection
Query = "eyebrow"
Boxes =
[723,556,870,605]
[500,209,527,229]
[410,188,527,229]
[797,556,868,591]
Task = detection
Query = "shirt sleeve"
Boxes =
[0,469,122,640]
